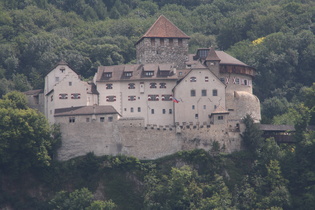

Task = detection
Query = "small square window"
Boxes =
[125,72,132,77]
[128,83,135,89]
[71,93,81,99]
[69,117,75,123]
[150,83,157,88]
[106,96,116,102]
[59,94,68,99]
[128,96,136,101]
[106,84,113,89]
[86,118,90,122]
[218,116,224,120]
[100,117,105,122]
[108,116,113,122]
[159,83,166,88]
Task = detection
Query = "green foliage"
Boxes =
[241,114,264,154]
[0,91,58,175]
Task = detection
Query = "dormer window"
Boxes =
[104,72,112,78]
[145,71,154,77]
[125,72,132,77]
[60,67,65,73]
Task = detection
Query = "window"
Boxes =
[178,39,182,46]
[192,105,195,110]
[162,109,166,114]
[69,82,72,86]
[55,77,59,82]
[138,107,141,112]
[191,89,196,97]
[151,38,155,46]
[100,117,105,122]
[151,109,154,114]
[160,38,164,45]
[106,95,116,102]
[159,83,166,88]
[60,67,65,73]
[161,94,172,101]
[150,83,157,88]
[205,76,209,82]
[235,78,240,84]
[203,105,206,109]
[71,93,81,99]
[218,116,224,120]
[202,89,207,96]
[59,94,68,99]
[106,84,113,89]
[69,117,75,123]
[128,96,136,101]
[169,109,172,114]
[124,72,132,77]
[86,118,90,122]
[104,72,112,78]
[190,77,197,82]
[108,116,113,122]
[244,79,248,85]
[220,78,224,83]
[212,89,218,96]
[145,71,154,76]
[195,114,198,119]
[148,95,159,101]
[169,38,173,46]
[131,107,134,112]
[128,83,135,89]
[51,95,53,101]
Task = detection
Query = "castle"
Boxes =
[25,15,261,160]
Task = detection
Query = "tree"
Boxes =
[241,114,264,155]
[0,91,57,175]
[49,188,116,210]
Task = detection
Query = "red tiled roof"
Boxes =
[137,15,190,44]
[205,48,221,61]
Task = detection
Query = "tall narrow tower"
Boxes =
[135,15,190,69]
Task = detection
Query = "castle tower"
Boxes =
[135,15,190,69]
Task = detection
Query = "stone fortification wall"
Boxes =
[57,119,243,161]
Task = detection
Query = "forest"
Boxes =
[0,0,315,209]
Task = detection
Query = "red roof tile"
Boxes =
[137,15,190,43]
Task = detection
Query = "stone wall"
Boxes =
[57,119,243,161]
[136,38,189,69]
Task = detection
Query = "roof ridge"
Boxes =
[136,15,190,44]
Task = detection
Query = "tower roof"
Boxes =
[136,15,190,44]
[205,48,221,61]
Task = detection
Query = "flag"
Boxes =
[173,97,179,103]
